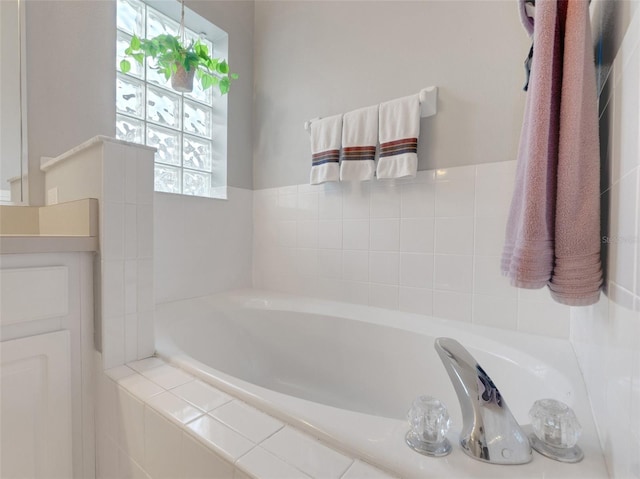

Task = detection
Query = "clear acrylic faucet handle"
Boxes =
[405,396,452,457]
[528,398,584,462]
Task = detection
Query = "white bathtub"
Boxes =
[155,290,607,478]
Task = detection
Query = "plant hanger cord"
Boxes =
[179,0,186,45]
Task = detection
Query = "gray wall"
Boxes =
[25,0,253,205]
[252,0,531,190]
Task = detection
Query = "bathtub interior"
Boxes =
[155,291,578,429]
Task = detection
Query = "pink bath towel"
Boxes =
[503,0,602,305]
[502,0,563,288]
[548,0,602,305]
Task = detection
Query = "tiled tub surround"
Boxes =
[151,290,607,479]
[570,5,640,479]
[253,160,571,339]
[97,355,396,479]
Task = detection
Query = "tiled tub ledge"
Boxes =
[100,357,396,479]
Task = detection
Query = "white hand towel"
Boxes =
[376,94,420,179]
[309,114,342,185]
[340,105,378,181]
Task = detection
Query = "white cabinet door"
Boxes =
[1,330,73,478]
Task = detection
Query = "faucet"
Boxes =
[434,337,532,465]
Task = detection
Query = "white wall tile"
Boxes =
[125,150,138,205]
[401,181,435,218]
[340,280,370,305]
[343,220,370,250]
[124,313,138,363]
[136,149,155,205]
[318,249,342,279]
[608,170,639,293]
[433,290,472,322]
[137,259,154,313]
[297,193,319,221]
[277,194,298,221]
[319,188,342,219]
[124,260,138,315]
[370,219,399,251]
[342,183,370,219]
[400,253,433,289]
[295,248,318,277]
[103,145,126,204]
[613,42,640,182]
[400,218,434,253]
[102,260,124,319]
[369,283,399,310]
[136,204,154,259]
[318,220,342,249]
[474,161,517,218]
[102,202,124,260]
[181,432,233,479]
[118,447,148,479]
[342,250,369,282]
[371,183,401,218]
[434,217,474,255]
[369,251,399,285]
[116,388,146,465]
[474,215,508,257]
[276,220,297,248]
[434,255,473,293]
[144,407,183,479]
[434,166,475,217]
[473,255,516,299]
[297,220,318,249]
[399,287,433,315]
[96,433,119,479]
[124,204,138,260]
[137,310,155,359]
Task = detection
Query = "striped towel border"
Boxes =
[379,138,418,158]
[312,149,340,166]
[341,146,376,162]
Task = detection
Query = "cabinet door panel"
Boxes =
[1,330,72,478]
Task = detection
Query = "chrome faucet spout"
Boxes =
[434,337,532,465]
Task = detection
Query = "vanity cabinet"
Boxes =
[0,253,96,478]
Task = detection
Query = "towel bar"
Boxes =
[304,86,438,133]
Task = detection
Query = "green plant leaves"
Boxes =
[120,33,238,95]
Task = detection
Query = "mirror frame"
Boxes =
[1,0,28,205]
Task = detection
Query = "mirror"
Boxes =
[0,0,28,204]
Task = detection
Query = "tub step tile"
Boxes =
[340,460,399,479]
[261,427,353,479]
[187,414,255,464]
[146,391,204,426]
[118,372,165,401]
[210,401,284,443]
[105,364,136,381]
[172,379,233,413]
[127,356,165,373]
[236,447,312,479]
[140,364,194,389]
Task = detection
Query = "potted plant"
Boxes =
[120,33,238,94]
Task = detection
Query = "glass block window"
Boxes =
[116,0,220,198]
